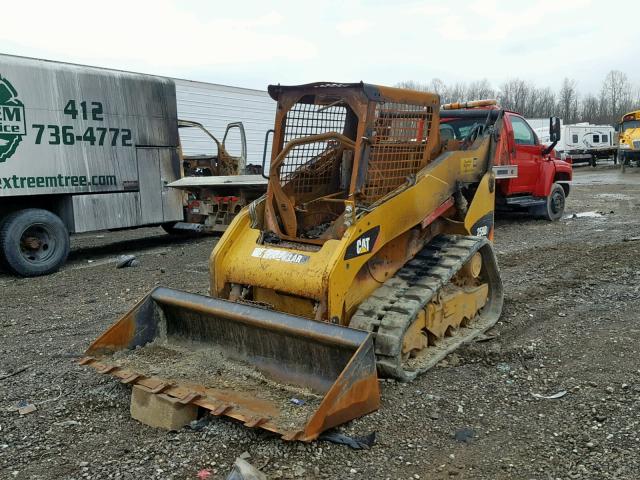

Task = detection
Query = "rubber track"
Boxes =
[350,234,503,381]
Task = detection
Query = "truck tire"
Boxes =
[0,209,70,277]
[0,216,8,270]
[534,183,565,221]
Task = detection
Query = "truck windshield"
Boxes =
[622,120,640,132]
[440,118,486,140]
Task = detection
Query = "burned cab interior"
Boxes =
[261,83,440,245]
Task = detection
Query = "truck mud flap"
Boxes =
[80,287,380,441]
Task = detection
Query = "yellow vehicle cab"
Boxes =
[618,110,640,171]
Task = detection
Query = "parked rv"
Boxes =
[534,121,616,166]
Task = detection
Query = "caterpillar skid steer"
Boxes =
[81,82,504,441]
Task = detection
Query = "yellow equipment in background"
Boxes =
[81,82,504,441]
[618,110,640,171]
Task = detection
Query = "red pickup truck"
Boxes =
[440,107,572,220]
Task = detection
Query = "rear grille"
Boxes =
[360,102,433,205]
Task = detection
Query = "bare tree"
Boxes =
[466,79,495,101]
[600,70,632,123]
[397,72,639,125]
[580,93,600,123]
[536,87,557,117]
[557,78,579,123]
[498,79,532,114]
[428,78,447,97]
[395,80,429,92]
[444,83,467,103]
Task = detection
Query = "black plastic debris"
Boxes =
[116,255,139,268]
[319,430,376,450]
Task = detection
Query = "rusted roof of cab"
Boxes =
[267,82,439,106]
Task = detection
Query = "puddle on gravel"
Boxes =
[564,211,604,220]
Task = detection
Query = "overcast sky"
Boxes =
[2,0,639,95]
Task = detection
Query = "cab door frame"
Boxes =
[502,113,544,195]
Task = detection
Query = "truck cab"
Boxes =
[440,107,572,220]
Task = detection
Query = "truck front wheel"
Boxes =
[533,183,565,221]
[0,209,70,277]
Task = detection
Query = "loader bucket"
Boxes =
[80,287,380,441]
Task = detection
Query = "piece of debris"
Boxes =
[116,255,139,268]
[225,458,267,480]
[453,427,475,443]
[566,211,603,219]
[623,236,640,242]
[197,469,212,479]
[496,362,511,373]
[53,420,81,426]
[0,365,30,381]
[17,401,37,415]
[532,390,567,400]
[474,333,497,343]
[188,416,211,431]
[292,465,306,477]
[290,398,305,406]
[319,430,376,450]
[239,451,251,460]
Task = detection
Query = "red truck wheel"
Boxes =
[537,183,565,221]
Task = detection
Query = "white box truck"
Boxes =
[0,54,185,276]
[0,54,278,277]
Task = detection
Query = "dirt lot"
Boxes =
[2,165,640,480]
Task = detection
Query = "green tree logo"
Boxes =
[0,76,26,162]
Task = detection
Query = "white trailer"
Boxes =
[174,78,275,171]
[0,54,278,277]
[533,120,616,166]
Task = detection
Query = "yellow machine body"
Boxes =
[83,82,503,441]
[212,83,496,324]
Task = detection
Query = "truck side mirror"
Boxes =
[549,117,561,142]
[542,116,561,156]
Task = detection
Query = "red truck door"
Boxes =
[504,114,541,194]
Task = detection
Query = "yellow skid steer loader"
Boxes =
[82,82,504,441]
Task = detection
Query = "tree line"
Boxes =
[398,70,639,126]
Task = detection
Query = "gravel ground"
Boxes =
[2,165,640,480]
